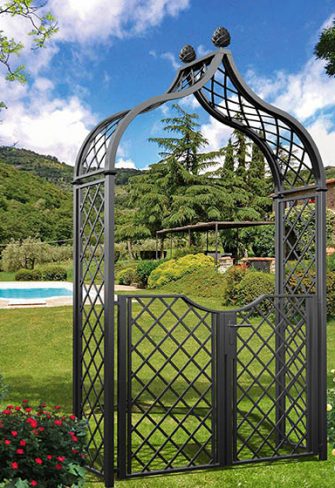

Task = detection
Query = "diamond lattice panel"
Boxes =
[282,197,317,295]
[234,295,310,462]
[197,57,316,189]
[128,296,216,474]
[79,114,127,176]
[79,181,105,472]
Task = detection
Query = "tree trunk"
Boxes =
[127,240,134,260]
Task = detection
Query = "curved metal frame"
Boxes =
[73,46,327,487]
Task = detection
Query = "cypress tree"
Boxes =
[149,103,223,175]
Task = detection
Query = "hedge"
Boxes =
[15,266,67,281]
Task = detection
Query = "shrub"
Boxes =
[288,270,335,318]
[38,265,67,281]
[236,271,275,307]
[160,266,228,300]
[0,401,86,487]
[173,246,203,259]
[148,253,214,289]
[222,265,249,306]
[328,252,335,272]
[116,267,138,286]
[136,260,164,288]
[15,269,42,281]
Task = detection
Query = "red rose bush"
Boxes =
[0,401,87,487]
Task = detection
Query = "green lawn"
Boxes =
[0,300,335,486]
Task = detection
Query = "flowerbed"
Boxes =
[0,401,87,487]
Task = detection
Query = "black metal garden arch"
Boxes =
[73,28,327,488]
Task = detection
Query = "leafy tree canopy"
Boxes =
[315,18,335,77]
[0,0,57,108]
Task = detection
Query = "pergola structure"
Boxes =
[156,220,274,263]
[73,28,327,488]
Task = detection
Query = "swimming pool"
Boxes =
[0,282,73,306]
[0,287,72,299]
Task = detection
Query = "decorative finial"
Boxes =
[179,45,196,64]
[212,27,231,48]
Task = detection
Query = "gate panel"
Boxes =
[233,295,318,463]
[119,295,219,477]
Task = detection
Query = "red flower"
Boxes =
[15,406,21,411]
[22,399,28,403]
[25,407,33,413]
[11,431,18,437]
[54,419,62,426]
[72,448,79,454]
[69,414,76,420]
[71,435,78,442]
[19,440,27,446]
[47,455,53,460]
[7,405,14,409]
[54,405,61,410]
[16,448,24,455]
[4,439,11,445]
[11,462,19,470]
[56,456,65,462]
[26,418,38,428]
[2,409,11,415]
[55,463,62,470]
[39,427,45,432]
[30,482,38,487]
[35,458,43,465]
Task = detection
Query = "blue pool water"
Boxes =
[0,288,72,299]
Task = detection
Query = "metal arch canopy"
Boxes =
[74,47,326,193]
[73,37,328,487]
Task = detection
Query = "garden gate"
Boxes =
[73,28,327,487]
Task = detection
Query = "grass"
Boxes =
[0,296,335,486]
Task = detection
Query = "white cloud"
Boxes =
[0,78,96,164]
[308,117,335,166]
[180,94,200,110]
[246,40,335,168]
[197,45,211,57]
[50,0,190,43]
[116,158,136,169]
[0,0,191,164]
[161,52,180,70]
[247,57,335,122]
[200,116,233,153]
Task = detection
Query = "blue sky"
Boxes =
[0,0,335,169]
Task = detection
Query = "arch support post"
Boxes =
[316,189,327,460]
[104,172,116,487]
[274,195,286,446]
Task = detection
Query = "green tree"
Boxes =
[315,18,335,77]
[221,137,234,178]
[0,0,57,108]
[248,141,272,218]
[2,237,48,271]
[149,104,223,175]
[233,129,249,180]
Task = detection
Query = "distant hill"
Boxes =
[0,160,72,244]
[0,146,142,189]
